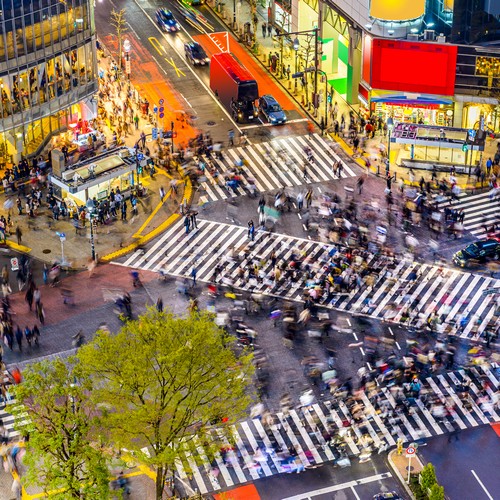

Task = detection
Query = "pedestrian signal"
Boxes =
[152,127,158,140]
[462,143,468,152]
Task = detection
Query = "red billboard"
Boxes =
[370,39,458,95]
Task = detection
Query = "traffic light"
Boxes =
[462,143,468,152]
[327,93,332,104]
[137,165,143,175]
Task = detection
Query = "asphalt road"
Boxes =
[95,0,310,144]
[252,454,407,500]
[420,425,500,500]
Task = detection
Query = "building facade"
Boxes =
[0,0,98,166]
[276,0,500,130]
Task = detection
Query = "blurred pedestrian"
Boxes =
[262,22,267,38]
[15,226,22,245]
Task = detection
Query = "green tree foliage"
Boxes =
[420,463,438,492]
[428,483,445,500]
[8,360,110,499]
[77,309,254,500]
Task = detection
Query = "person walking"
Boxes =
[190,211,198,229]
[248,220,255,241]
[267,23,272,37]
[156,297,163,312]
[15,226,22,245]
[228,129,235,147]
[356,176,364,194]
[305,188,313,208]
[121,200,127,221]
[134,114,139,130]
[170,178,178,194]
[159,186,166,203]
[190,265,197,287]
[25,282,35,311]
[297,192,304,211]
[15,326,23,352]
[184,215,191,234]
[262,21,267,38]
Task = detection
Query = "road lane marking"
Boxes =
[471,470,494,500]
[281,472,392,500]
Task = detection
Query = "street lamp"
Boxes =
[293,37,299,94]
[387,117,394,176]
[276,28,319,112]
[86,199,96,261]
[123,39,131,79]
[170,121,175,154]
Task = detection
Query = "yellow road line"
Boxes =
[133,188,173,238]
[101,178,192,262]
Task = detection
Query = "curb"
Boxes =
[100,176,193,262]
[387,449,423,500]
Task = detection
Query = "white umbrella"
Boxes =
[3,199,13,210]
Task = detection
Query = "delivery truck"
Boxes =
[210,52,259,123]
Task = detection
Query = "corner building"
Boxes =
[0,0,98,165]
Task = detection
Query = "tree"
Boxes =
[8,359,110,499]
[110,9,128,71]
[420,462,438,492]
[249,0,258,51]
[428,483,445,500]
[77,309,254,500]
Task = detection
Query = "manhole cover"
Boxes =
[406,466,414,472]
[42,249,52,254]
[206,120,216,126]
[190,115,198,121]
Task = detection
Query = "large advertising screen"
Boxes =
[370,0,425,21]
[370,39,458,95]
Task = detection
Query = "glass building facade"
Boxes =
[0,0,98,165]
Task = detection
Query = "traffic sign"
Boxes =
[159,112,164,118]
[159,98,164,105]
[152,127,158,140]
[406,446,416,456]
[153,106,158,114]
[159,107,164,113]
[137,153,144,161]
[10,257,19,271]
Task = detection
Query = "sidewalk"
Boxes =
[387,448,424,500]
[0,40,197,268]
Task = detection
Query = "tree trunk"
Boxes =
[155,466,166,500]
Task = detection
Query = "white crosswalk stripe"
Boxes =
[437,190,500,236]
[122,219,500,339]
[146,369,499,494]
[194,134,357,204]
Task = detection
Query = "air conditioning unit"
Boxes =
[62,169,77,181]
[407,34,419,41]
[437,34,446,43]
[424,29,435,40]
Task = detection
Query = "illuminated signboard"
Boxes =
[370,39,458,95]
[370,0,425,21]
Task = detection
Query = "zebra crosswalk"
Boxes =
[151,367,499,494]
[192,133,357,204]
[122,219,500,339]
[437,190,500,236]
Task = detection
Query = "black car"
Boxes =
[452,239,500,267]
[258,94,287,125]
[184,42,209,66]
[156,9,180,32]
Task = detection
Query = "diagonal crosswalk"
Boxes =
[193,134,357,203]
[437,190,500,236]
[146,368,499,494]
[122,219,500,339]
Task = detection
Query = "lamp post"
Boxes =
[387,117,394,176]
[233,0,236,29]
[277,28,319,112]
[293,37,299,94]
[123,39,131,79]
[317,69,328,133]
[170,121,175,154]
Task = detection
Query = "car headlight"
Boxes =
[270,116,277,122]
[194,59,200,63]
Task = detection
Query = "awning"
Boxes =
[371,95,453,106]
